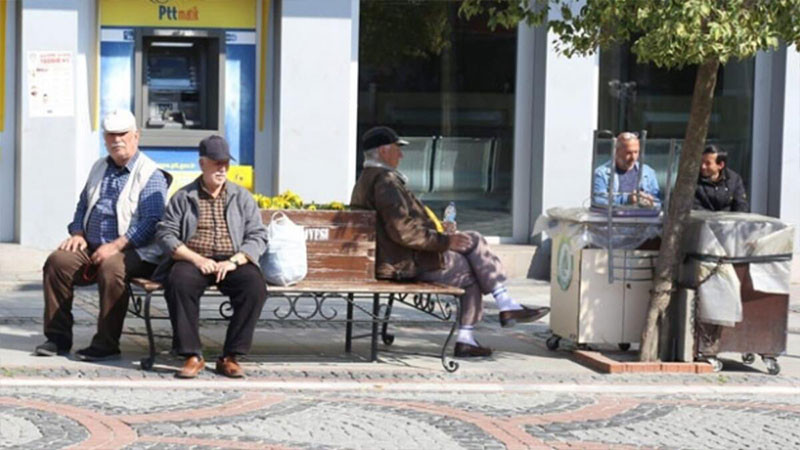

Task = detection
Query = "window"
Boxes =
[599,44,755,191]
[358,0,517,236]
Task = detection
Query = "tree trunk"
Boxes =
[639,57,720,362]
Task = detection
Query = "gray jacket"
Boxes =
[152,178,268,281]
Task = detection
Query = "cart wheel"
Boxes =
[706,357,723,372]
[741,353,756,365]
[382,334,395,346]
[140,357,154,371]
[763,357,781,376]
[618,343,631,351]
[546,335,561,351]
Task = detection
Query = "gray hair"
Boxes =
[616,131,639,149]
[364,148,381,162]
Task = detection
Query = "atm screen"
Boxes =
[148,56,194,89]
[144,37,212,130]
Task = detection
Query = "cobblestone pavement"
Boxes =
[2,383,800,449]
[3,245,800,449]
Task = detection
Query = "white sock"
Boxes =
[492,285,522,311]
[456,326,478,346]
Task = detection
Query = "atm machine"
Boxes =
[99,0,257,193]
[136,29,224,147]
[141,32,219,132]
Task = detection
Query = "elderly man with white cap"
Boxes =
[35,109,170,361]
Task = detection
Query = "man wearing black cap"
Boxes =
[155,135,268,378]
[351,126,549,358]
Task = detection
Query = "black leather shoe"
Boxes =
[34,340,70,357]
[499,306,550,328]
[75,346,121,362]
[454,342,493,358]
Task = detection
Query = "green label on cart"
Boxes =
[556,239,573,291]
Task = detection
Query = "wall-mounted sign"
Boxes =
[100,0,257,29]
[27,51,74,118]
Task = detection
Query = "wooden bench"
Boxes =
[126,210,465,372]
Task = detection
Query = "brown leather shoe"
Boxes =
[216,355,245,378]
[454,342,493,358]
[176,355,205,379]
[499,306,550,328]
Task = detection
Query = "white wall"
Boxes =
[275,0,359,203]
[17,0,99,250]
[537,33,599,215]
[0,0,16,241]
[780,47,800,282]
[512,20,537,243]
[751,51,773,215]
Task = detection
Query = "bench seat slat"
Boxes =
[268,280,464,295]
[130,277,464,296]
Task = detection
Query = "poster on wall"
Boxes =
[27,51,74,118]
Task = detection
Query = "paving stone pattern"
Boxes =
[2,387,800,449]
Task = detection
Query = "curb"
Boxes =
[2,378,800,394]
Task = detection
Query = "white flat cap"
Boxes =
[102,109,137,133]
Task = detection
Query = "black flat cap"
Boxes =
[199,135,235,161]
[362,126,409,151]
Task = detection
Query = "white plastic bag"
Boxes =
[260,211,307,286]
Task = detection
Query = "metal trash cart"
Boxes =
[679,211,795,374]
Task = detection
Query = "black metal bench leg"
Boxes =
[441,296,460,372]
[345,293,354,353]
[371,293,379,362]
[140,292,156,371]
[381,294,395,345]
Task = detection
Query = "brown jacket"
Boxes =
[351,167,451,280]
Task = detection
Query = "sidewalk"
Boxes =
[1,243,800,386]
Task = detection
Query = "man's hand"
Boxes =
[91,242,122,265]
[448,232,472,253]
[443,221,457,234]
[630,191,656,208]
[194,256,218,275]
[58,234,88,253]
[215,260,237,283]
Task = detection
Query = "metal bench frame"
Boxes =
[127,278,465,372]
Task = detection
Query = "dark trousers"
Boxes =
[43,248,156,351]
[165,260,267,357]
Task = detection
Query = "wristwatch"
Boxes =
[228,256,241,266]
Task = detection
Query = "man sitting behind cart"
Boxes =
[592,132,661,208]
[693,144,749,212]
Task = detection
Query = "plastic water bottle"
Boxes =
[443,202,457,223]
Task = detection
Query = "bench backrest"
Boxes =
[261,210,377,282]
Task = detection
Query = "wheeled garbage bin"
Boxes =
[680,211,795,375]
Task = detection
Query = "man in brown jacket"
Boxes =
[351,126,549,357]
